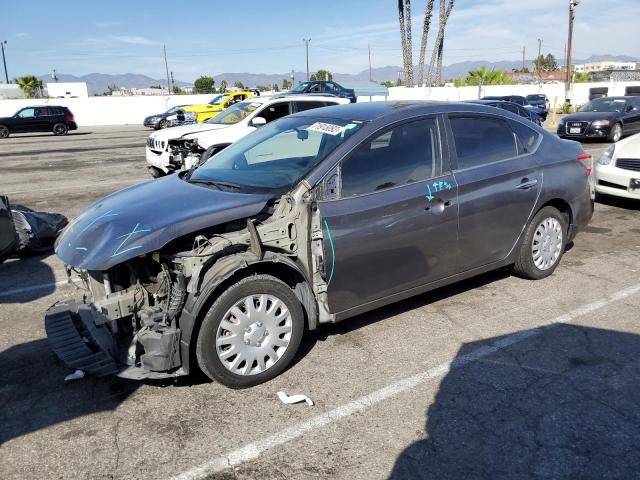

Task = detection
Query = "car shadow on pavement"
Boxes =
[5,132,94,139]
[389,323,640,479]
[596,194,640,211]
[0,338,140,446]
[0,254,57,303]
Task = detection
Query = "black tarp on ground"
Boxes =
[11,205,67,255]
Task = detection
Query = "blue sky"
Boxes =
[1,0,638,82]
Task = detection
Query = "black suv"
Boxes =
[288,81,357,103]
[0,106,78,138]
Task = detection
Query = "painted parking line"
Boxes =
[0,280,71,299]
[172,282,640,480]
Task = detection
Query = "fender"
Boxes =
[176,250,317,374]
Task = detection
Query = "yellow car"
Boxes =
[181,91,255,123]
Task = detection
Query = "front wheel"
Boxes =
[52,123,68,136]
[608,123,622,143]
[0,125,9,138]
[157,119,168,129]
[512,206,567,280]
[196,274,304,388]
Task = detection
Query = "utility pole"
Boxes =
[537,38,543,80]
[303,38,311,80]
[290,69,295,88]
[522,46,525,72]
[565,0,579,101]
[368,44,373,82]
[163,44,171,95]
[170,71,175,93]
[1,41,8,84]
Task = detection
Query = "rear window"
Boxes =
[509,120,540,154]
[449,116,517,168]
[295,101,332,111]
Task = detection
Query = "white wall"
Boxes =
[0,82,638,126]
[46,82,89,98]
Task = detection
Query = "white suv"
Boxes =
[145,94,349,177]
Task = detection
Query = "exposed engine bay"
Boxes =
[45,181,333,380]
[167,138,205,172]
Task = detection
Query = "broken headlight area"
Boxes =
[45,256,187,379]
[168,139,204,172]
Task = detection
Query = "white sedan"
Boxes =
[595,133,640,200]
[145,94,349,177]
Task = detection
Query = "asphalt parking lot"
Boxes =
[1,125,640,480]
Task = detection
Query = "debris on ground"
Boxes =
[277,391,314,406]
[64,370,85,382]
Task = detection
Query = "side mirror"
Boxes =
[251,117,266,127]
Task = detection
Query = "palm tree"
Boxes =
[417,0,436,87]
[463,66,513,86]
[428,0,455,86]
[397,0,414,87]
[14,75,43,98]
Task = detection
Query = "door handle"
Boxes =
[425,198,453,213]
[516,179,538,190]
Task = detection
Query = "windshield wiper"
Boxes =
[188,179,241,190]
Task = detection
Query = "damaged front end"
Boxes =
[46,257,187,379]
[167,138,205,173]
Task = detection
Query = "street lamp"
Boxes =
[565,0,579,101]
[1,41,8,84]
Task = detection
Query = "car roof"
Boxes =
[290,100,514,122]
[239,94,347,105]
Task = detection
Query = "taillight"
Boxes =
[65,112,74,122]
[577,153,593,175]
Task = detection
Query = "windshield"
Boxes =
[208,95,226,105]
[188,116,365,193]
[289,82,310,93]
[526,95,545,101]
[207,101,262,125]
[579,98,627,113]
[165,106,183,114]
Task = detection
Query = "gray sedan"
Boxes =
[47,101,593,388]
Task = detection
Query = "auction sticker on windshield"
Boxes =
[307,122,346,136]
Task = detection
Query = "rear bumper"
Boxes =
[68,122,78,131]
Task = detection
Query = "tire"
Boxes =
[196,274,304,388]
[157,119,168,129]
[200,145,225,163]
[0,125,9,138]
[608,123,622,143]
[52,123,68,136]
[512,206,567,280]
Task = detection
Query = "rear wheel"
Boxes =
[608,123,622,143]
[196,274,304,388]
[52,123,68,136]
[0,125,9,138]
[512,206,567,280]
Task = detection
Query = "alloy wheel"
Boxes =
[216,293,293,376]
[612,124,622,142]
[531,217,563,271]
[0,126,8,138]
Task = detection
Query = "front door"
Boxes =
[12,107,38,132]
[318,116,459,315]
[448,114,542,271]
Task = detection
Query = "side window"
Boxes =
[449,116,517,168]
[294,101,326,112]
[499,103,519,114]
[260,102,291,123]
[17,108,35,118]
[35,107,49,117]
[308,83,322,93]
[341,118,440,197]
[509,120,541,154]
[324,82,338,93]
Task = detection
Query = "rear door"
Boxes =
[34,107,52,131]
[317,116,459,314]
[447,114,542,271]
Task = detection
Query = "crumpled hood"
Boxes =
[56,174,272,270]
[150,123,229,142]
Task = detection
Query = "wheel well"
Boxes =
[186,259,315,374]
[539,199,573,229]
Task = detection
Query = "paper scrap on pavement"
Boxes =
[277,391,314,406]
[64,370,85,382]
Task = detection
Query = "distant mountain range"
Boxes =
[39,55,638,96]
